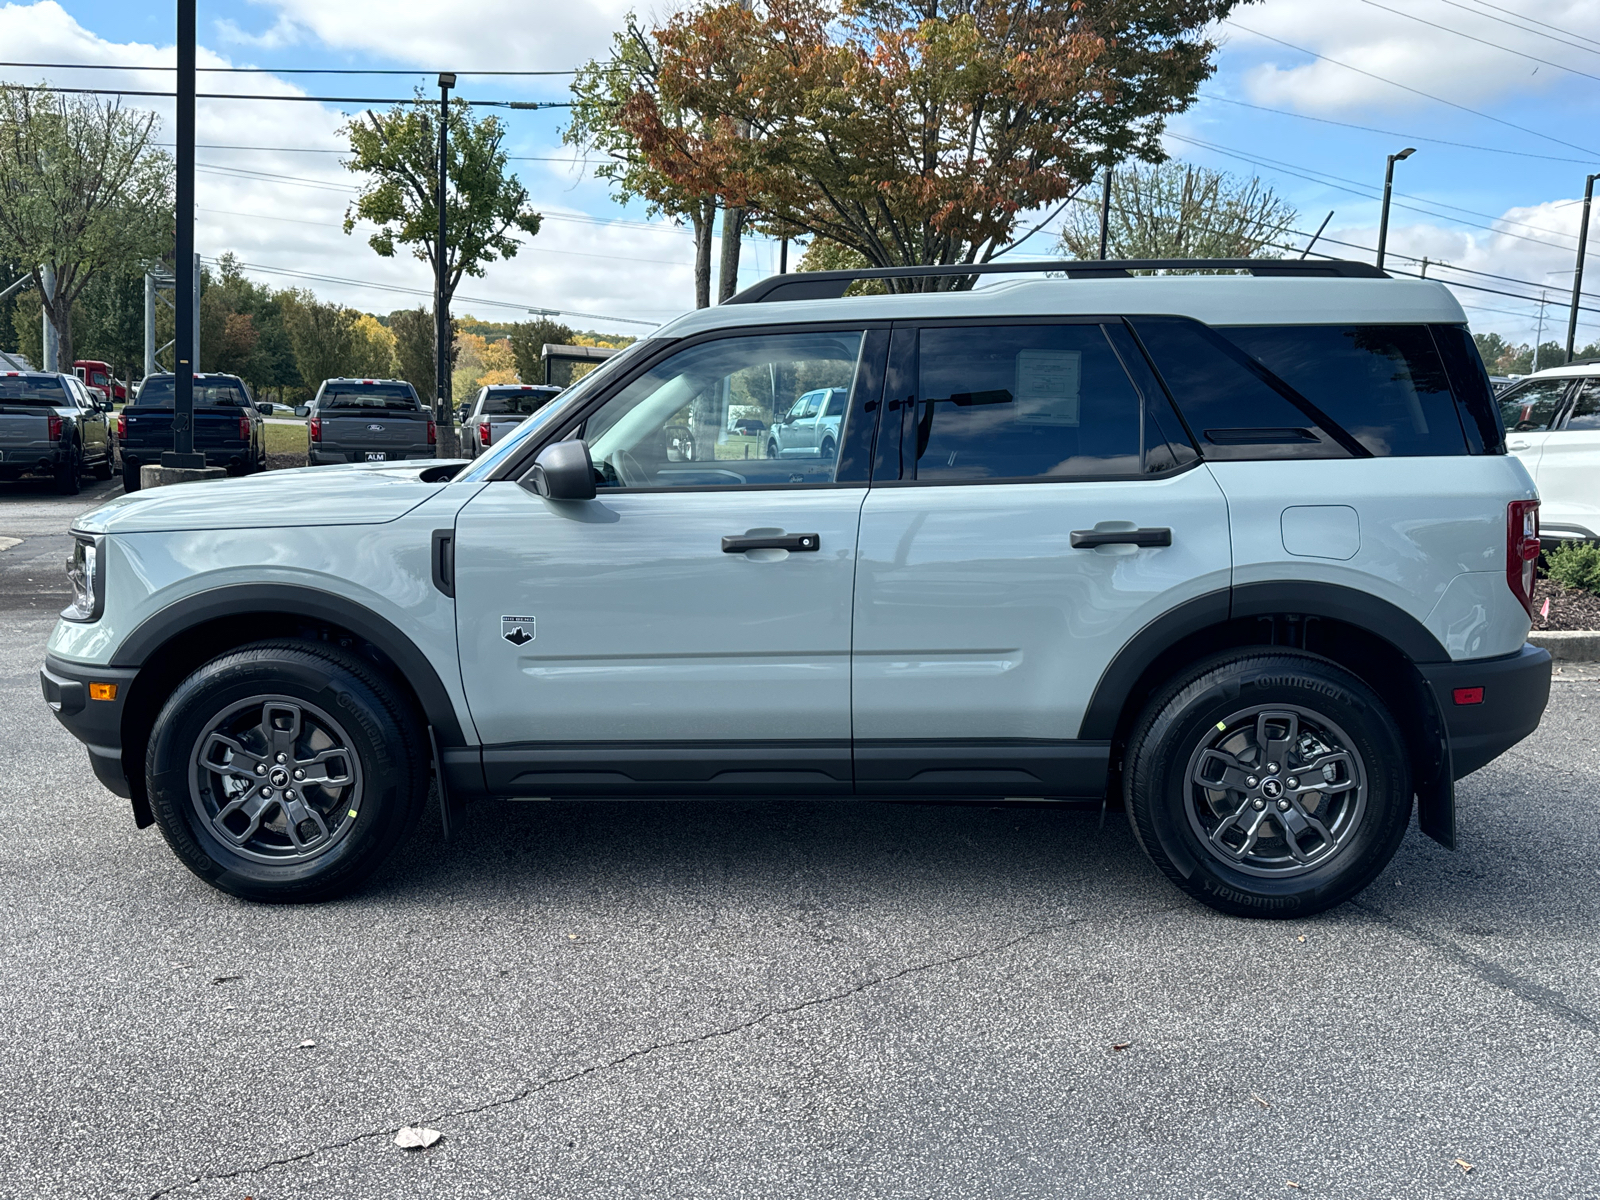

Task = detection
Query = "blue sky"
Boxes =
[3,0,1597,343]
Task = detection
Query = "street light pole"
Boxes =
[1566,173,1600,363]
[1098,167,1113,260]
[1375,147,1416,272]
[435,72,455,458]
[163,0,202,469]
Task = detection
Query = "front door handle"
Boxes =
[1070,527,1172,549]
[722,533,820,553]
[1509,440,1531,450]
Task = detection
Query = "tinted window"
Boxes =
[910,324,1143,481]
[1564,380,1600,431]
[318,383,419,410]
[1221,325,1465,456]
[133,376,250,406]
[482,387,560,416]
[0,374,69,406]
[583,331,865,488]
[1128,317,1353,460]
[1431,324,1503,453]
[1498,379,1568,432]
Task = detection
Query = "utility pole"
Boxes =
[1098,168,1113,260]
[163,0,203,469]
[41,264,58,371]
[1534,291,1549,373]
[435,72,455,458]
[1566,173,1599,363]
[1375,147,1416,272]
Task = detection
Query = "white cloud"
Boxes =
[1225,0,1598,113]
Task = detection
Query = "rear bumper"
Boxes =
[310,446,434,464]
[41,655,138,798]
[123,448,255,469]
[1419,643,1552,780]
[0,444,70,475]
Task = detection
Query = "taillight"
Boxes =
[239,413,250,441]
[116,412,126,439]
[309,417,321,442]
[47,413,61,441]
[478,422,490,446]
[1507,499,1540,618]
[427,419,437,445]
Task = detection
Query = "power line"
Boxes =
[0,82,575,107]
[0,61,576,75]
[1353,0,1600,84]
[1455,0,1600,53]
[1195,93,1593,164]
[1423,0,1600,58]
[162,141,606,164]
[1224,20,1600,158]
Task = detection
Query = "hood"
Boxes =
[74,461,467,535]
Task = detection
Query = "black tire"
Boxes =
[92,451,114,481]
[820,437,836,461]
[122,461,141,492]
[1124,649,1411,919]
[145,639,430,903]
[766,439,779,460]
[53,448,81,495]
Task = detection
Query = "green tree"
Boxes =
[73,266,145,386]
[0,87,171,365]
[567,20,722,307]
[620,0,1244,288]
[388,307,439,402]
[1055,161,1295,262]
[283,294,360,391]
[508,315,575,383]
[343,94,542,451]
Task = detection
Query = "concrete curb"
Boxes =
[1529,630,1600,662]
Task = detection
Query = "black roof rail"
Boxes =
[724,257,1389,305]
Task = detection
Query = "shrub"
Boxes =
[1545,542,1600,594]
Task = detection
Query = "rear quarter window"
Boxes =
[1218,324,1468,457]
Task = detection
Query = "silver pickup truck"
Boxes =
[296,378,434,465]
[461,383,563,459]
[0,370,114,494]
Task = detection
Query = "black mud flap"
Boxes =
[1415,743,1455,850]
[429,726,458,842]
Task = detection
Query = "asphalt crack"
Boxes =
[145,925,1052,1198]
[1352,900,1598,1035]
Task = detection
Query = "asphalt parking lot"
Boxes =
[2,480,1598,1199]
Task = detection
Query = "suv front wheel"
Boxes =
[1124,650,1411,918]
[145,640,429,902]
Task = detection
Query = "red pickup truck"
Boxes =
[73,361,128,404]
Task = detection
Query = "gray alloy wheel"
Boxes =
[1184,704,1368,878]
[187,694,365,865]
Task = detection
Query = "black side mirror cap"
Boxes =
[524,439,596,501]
[256,402,274,415]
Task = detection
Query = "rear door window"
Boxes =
[907,323,1145,481]
[1219,325,1466,456]
[1498,379,1569,432]
[1562,379,1600,430]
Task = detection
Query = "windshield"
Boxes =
[456,339,661,483]
[133,376,250,407]
[0,374,69,406]
[318,383,419,410]
[483,388,561,416]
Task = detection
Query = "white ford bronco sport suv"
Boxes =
[41,259,1550,917]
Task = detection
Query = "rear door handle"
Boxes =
[1070,527,1172,549]
[722,533,820,553]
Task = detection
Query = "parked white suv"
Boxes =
[40,259,1550,917]
[1497,360,1600,542]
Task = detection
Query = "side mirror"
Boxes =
[525,439,596,501]
[293,405,310,418]
[256,402,274,416]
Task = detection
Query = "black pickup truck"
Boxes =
[120,373,268,491]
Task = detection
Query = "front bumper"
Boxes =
[41,655,138,799]
[1419,642,1552,780]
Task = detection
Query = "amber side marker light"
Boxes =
[1453,687,1484,706]
[89,683,117,701]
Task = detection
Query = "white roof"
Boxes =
[1513,361,1600,382]
[656,276,1467,339]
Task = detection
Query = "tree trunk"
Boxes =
[693,200,715,310]
[717,206,745,304]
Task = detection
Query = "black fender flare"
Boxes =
[111,583,466,743]
[1078,581,1449,740]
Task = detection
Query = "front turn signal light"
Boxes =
[89,683,117,701]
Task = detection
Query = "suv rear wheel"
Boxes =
[145,640,429,902]
[1124,650,1411,918]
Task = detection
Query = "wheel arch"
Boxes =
[1082,583,1454,847]
[112,584,466,817]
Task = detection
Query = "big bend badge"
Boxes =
[502,615,536,646]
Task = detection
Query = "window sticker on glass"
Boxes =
[1015,350,1081,426]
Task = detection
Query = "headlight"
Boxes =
[62,535,103,622]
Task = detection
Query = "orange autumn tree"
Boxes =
[621,0,1245,290]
